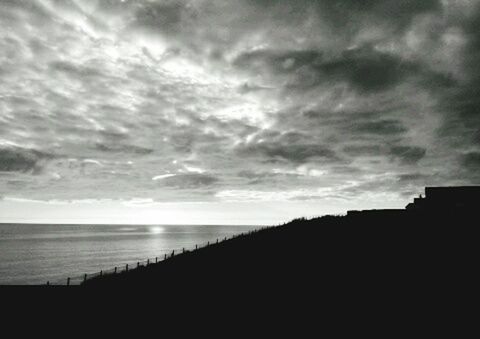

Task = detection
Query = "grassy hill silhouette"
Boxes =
[84,201,476,312]
[79,186,477,330]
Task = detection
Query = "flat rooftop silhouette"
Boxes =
[406,186,480,211]
[347,185,480,215]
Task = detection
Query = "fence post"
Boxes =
[47,281,50,286]
[182,248,185,253]
[216,238,218,244]
[67,277,70,286]
[114,267,117,274]
[164,254,167,260]
[137,262,140,268]
[207,241,210,246]
[195,244,198,250]
[156,257,158,263]
[172,250,175,257]
[147,259,150,266]
[100,270,103,277]
[126,264,129,272]
[84,274,87,283]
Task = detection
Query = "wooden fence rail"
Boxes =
[46,226,273,286]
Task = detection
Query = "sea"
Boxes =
[0,223,261,285]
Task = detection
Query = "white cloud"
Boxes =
[152,174,177,181]
[182,165,205,174]
[216,188,335,202]
[1,0,478,219]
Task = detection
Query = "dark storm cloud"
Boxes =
[342,144,426,165]
[343,145,383,157]
[233,49,324,76]
[238,170,298,179]
[94,143,154,155]
[133,0,188,35]
[234,43,457,95]
[351,120,408,136]
[237,82,272,94]
[1,0,479,207]
[237,169,304,186]
[390,146,426,165]
[157,173,220,189]
[246,0,441,31]
[431,3,480,179]
[234,47,409,92]
[314,0,441,30]
[236,131,338,164]
[0,147,51,173]
[311,48,414,92]
[461,152,480,171]
[397,173,428,182]
[49,61,108,79]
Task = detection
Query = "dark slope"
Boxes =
[85,212,476,311]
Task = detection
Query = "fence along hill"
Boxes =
[82,185,477,313]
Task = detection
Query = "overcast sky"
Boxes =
[1,0,479,224]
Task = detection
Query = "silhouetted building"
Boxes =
[406,186,480,211]
[347,186,479,217]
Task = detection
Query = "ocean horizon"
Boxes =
[0,223,261,285]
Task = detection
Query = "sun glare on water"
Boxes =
[149,226,165,234]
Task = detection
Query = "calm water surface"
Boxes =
[0,224,260,285]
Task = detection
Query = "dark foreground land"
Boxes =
[4,208,476,332]
[85,210,476,312]
[6,187,478,330]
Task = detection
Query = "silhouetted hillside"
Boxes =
[85,209,476,312]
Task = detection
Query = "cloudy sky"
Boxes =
[1,0,479,224]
